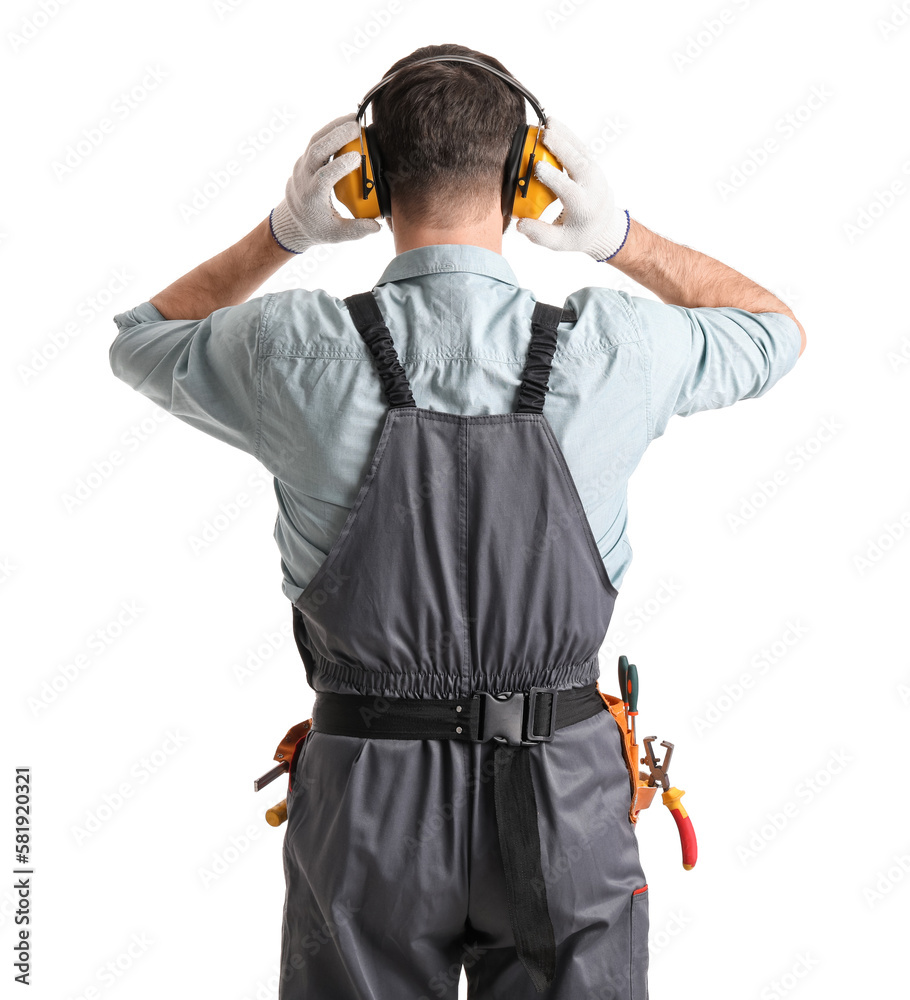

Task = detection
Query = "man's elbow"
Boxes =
[109,330,129,381]
[790,315,807,357]
[108,329,143,387]
[766,308,806,358]
[781,310,807,358]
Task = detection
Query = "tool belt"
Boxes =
[257,682,653,831]
[256,671,693,989]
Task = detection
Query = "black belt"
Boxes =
[311,681,606,993]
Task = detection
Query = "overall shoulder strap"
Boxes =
[515,300,574,414]
[345,291,416,410]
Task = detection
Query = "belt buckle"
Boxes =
[476,688,558,746]
[526,687,558,743]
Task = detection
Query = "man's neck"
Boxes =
[389,206,506,255]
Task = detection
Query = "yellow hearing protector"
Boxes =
[333,54,563,221]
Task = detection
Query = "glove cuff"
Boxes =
[269,203,309,255]
[588,208,631,262]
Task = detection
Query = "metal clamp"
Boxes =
[474,688,558,746]
[640,736,674,790]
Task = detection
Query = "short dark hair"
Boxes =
[371,43,526,227]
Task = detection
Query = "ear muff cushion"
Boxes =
[364,123,391,219]
[502,123,531,216]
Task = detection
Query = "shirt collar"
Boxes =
[375,243,519,287]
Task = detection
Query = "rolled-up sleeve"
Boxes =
[109,296,265,459]
[624,295,803,441]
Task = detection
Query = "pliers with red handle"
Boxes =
[640,737,698,871]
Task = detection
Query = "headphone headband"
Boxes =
[356,54,546,125]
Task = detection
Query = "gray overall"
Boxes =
[280,290,650,999]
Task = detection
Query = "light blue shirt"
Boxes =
[110,243,802,605]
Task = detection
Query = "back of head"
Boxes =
[371,43,525,228]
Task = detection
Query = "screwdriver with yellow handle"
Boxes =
[265,800,288,827]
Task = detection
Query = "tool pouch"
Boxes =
[595,683,658,825]
[256,718,314,828]
[275,718,313,796]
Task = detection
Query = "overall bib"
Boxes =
[280,290,650,999]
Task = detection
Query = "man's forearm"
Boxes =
[149,216,294,321]
[609,218,806,354]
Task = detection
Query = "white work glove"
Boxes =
[269,112,381,254]
[516,117,630,262]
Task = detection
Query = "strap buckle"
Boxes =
[475,688,559,746]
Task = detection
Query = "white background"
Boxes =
[4,0,910,997]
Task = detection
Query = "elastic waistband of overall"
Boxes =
[302,645,604,703]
